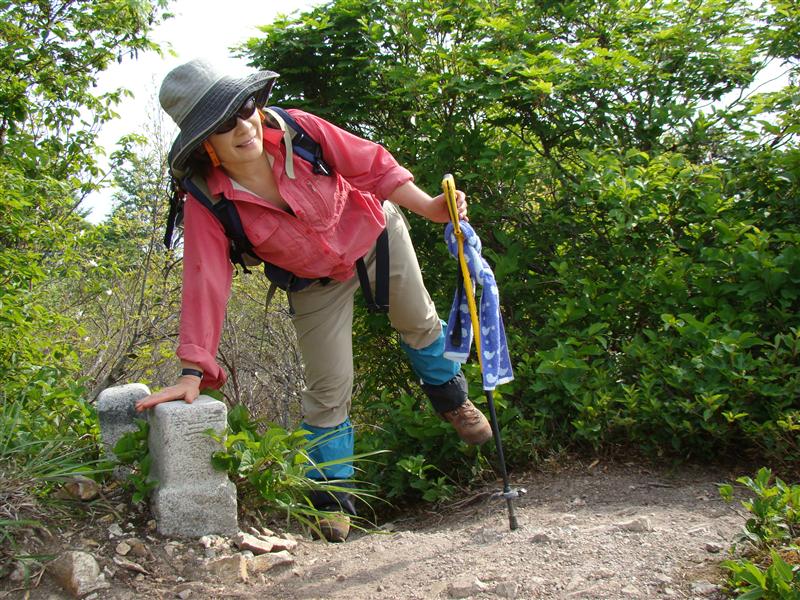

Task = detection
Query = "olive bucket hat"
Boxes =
[159,58,279,173]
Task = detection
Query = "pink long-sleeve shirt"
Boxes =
[177,109,414,389]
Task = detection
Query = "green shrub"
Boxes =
[209,404,383,533]
[720,468,800,598]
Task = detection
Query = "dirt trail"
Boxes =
[4,462,749,600]
[246,463,743,600]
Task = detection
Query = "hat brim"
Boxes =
[168,69,279,174]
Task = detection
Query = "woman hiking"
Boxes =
[135,58,492,542]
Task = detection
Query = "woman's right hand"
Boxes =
[135,376,202,413]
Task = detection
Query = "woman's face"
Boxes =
[207,100,264,168]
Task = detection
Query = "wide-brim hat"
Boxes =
[160,58,279,174]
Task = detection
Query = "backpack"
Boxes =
[163,106,389,312]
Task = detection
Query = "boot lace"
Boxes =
[448,401,482,425]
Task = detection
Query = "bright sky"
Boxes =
[86,0,323,222]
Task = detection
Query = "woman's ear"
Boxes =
[202,141,221,167]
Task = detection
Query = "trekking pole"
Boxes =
[442,174,524,531]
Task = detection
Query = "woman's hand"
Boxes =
[135,376,202,413]
[427,188,468,224]
[388,181,468,224]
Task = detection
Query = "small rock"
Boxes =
[233,531,273,555]
[448,575,488,599]
[164,541,183,558]
[98,514,115,524]
[48,551,110,598]
[691,581,720,596]
[177,590,192,599]
[261,535,298,553]
[529,533,551,544]
[115,541,131,556]
[146,519,157,531]
[336,574,346,581]
[614,517,653,533]
[9,561,30,582]
[570,497,586,506]
[206,554,249,583]
[199,534,227,549]
[59,476,101,501]
[107,524,124,538]
[248,550,294,573]
[126,538,147,558]
[260,526,276,537]
[112,556,149,575]
[494,581,519,599]
[592,569,614,580]
[704,541,724,553]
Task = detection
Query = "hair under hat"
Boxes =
[160,58,279,174]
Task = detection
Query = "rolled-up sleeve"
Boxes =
[176,196,233,389]
[289,110,413,199]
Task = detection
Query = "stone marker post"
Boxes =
[148,396,238,537]
[97,383,150,471]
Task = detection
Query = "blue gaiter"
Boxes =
[301,418,354,480]
[400,319,461,385]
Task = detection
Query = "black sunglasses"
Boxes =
[214,97,257,134]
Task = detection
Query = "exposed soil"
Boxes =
[2,460,754,600]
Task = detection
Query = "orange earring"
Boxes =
[257,108,266,123]
[203,141,221,167]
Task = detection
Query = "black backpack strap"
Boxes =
[355,228,390,313]
[182,176,255,272]
[266,106,332,176]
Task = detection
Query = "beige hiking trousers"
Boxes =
[288,202,442,428]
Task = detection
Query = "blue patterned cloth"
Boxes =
[443,222,514,391]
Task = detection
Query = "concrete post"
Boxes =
[148,396,238,537]
[97,383,150,469]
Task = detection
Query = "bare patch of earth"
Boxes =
[2,461,752,600]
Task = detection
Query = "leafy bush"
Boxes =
[0,403,105,569]
[720,468,800,598]
[353,381,497,506]
[113,419,156,504]
[245,0,800,471]
[209,404,382,533]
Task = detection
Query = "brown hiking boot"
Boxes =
[313,513,351,543]
[441,399,493,445]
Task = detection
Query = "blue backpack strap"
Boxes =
[267,106,332,176]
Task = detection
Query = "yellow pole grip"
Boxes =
[441,174,482,367]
